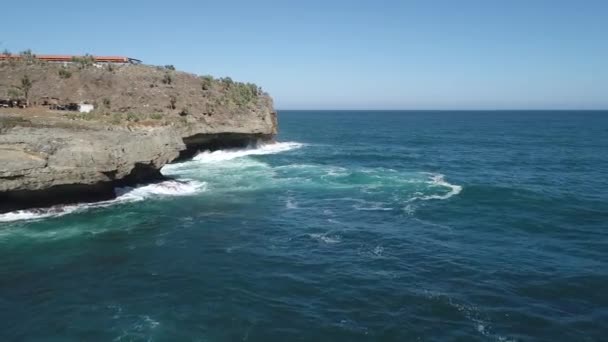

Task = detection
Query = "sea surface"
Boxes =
[1,110,607,341]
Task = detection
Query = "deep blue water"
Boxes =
[1,110,607,341]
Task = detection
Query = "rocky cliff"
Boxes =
[0,60,277,212]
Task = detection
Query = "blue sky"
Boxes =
[2,0,606,109]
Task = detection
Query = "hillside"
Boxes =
[0,58,276,131]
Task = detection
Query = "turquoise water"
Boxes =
[1,110,607,341]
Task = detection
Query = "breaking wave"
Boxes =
[0,180,205,223]
[160,141,304,175]
[407,174,463,202]
[308,233,342,244]
[194,141,303,163]
[0,142,302,223]
[0,141,462,223]
[114,179,205,201]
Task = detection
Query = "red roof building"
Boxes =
[0,54,142,64]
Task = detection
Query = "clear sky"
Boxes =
[2,0,606,109]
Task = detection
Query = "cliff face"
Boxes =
[0,61,277,212]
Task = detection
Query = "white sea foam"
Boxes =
[428,174,463,198]
[192,141,304,163]
[0,180,206,223]
[407,174,462,202]
[0,206,80,222]
[285,196,299,209]
[112,314,160,341]
[114,180,206,201]
[353,201,394,211]
[403,204,416,215]
[0,141,303,223]
[372,245,384,256]
[141,315,160,329]
[308,233,342,244]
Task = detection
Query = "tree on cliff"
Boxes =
[10,75,34,105]
[21,75,33,105]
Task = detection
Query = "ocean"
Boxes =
[1,110,607,341]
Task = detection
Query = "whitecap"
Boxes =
[403,204,416,215]
[141,315,160,329]
[372,245,384,256]
[192,141,304,163]
[327,218,345,225]
[115,180,206,201]
[0,180,206,223]
[408,174,462,202]
[308,233,341,244]
[324,166,349,177]
[0,206,80,223]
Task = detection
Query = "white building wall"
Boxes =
[78,103,94,113]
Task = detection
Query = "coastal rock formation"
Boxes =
[0,61,277,212]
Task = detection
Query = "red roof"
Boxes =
[0,54,134,63]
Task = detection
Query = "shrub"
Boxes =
[20,49,35,60]
[7,88,21,99]
[126,112,139,122]
[150,113,163,120]
[3,49,16,66]
[102,98,111,108]
[209,77,260,106]
[111,113,123,124]
[0,117,31,133]
[72,54,95,69]
[64,113,92,121]
[164,65,175,71]
[162,73,172,85]
[58,68,72,79]
[201,75,214,90]
[220,77,234,87]
[169,95,177,109]
[227,82,259,106]
[246,82,259,95]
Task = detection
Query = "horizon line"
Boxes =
[275,108,608,111]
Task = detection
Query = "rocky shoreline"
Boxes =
[0,61,277,213]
